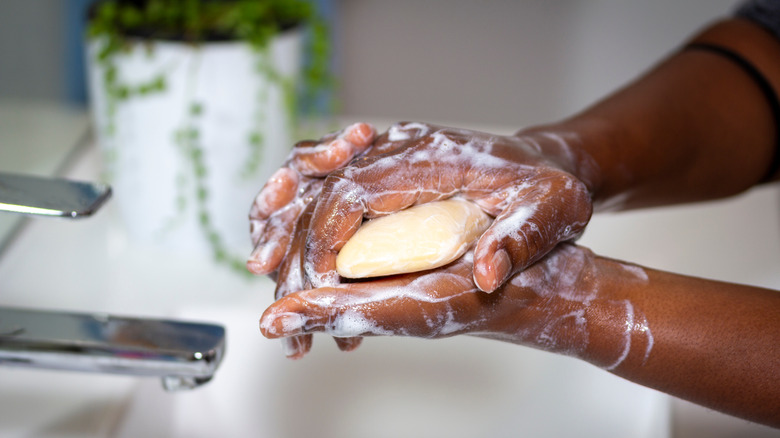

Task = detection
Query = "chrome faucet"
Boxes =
[0,172,226,390]
[0,307,225,391]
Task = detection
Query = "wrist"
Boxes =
[495,247,655,369]
[515,117,626,208]
[491,245,653,366]
[578,257,655,371]
[581,296,654,371]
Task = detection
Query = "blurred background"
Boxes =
[0,0,737,126]
[3,1,780,437]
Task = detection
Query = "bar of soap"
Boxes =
[336,198,491,278]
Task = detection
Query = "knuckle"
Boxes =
[322,168,356,193]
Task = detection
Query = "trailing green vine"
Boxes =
[87,0,333,274]
[87,0,332,116]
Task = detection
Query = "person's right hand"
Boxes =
[302,122,597,293]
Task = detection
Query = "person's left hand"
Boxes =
[259,243,651,368]
[248,123,376,358]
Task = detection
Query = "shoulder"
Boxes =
[735,0,780,40]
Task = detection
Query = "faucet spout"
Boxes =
[0,175,227,391]
[0,307,225,391]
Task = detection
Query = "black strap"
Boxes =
[685,42,780,183]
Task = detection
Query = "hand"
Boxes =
[247,122,377,275]
[259,243,652,369]
[247,122,376,358]
[303,122,596,292]
[248,121,596,357]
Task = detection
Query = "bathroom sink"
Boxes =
[113,299,669,438]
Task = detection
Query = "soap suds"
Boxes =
[331,309,394,337]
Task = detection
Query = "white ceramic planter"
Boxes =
[86,30,302,260]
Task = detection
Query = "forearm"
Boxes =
[258,239,778,423]
[521,18,780,210]
[583,258,780,426]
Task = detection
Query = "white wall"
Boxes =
[0,0,65,101]
[334,0,738,127]
[0,0,739,123]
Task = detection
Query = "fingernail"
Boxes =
[492,249,513,290]
[343,122,376,147]
[260,313,305,337]
[246,257,268,275]
[253,168,299,217]
[477,248,512,293]
[247,241,279,275]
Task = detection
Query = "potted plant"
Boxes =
[85,0,332,272]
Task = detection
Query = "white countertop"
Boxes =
[0,111,778,437]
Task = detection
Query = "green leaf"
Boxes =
[190,102,203,116]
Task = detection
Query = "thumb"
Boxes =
[260,259,480,340]
[472,175,591,292]
[259,286,391,339]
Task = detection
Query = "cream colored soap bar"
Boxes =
[336,198,491,278]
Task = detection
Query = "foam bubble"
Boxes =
[332,309,393,336]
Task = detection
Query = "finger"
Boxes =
[291,191,365,350]
[291,122,376,177]
[303,174,417,289]
[249,168,300,249]
[247,202,302,275]
[260,257,481,339]
[259,285,471,339]
[369,121,436,155]
[257,285,403,339]
[342,122,376,147]
[295,199,365,352]
[275,199,314,296]
[272,202,315,358]
[271,201,363,356]
[304,148,465,288]
[303,174,367,288]
[247,177,324,275]
[472,174,592,292]
[248,123,370,228]
[249,167,300,222]
[280,335,312,360]
[249,123,376,270]
[333,336,363,352]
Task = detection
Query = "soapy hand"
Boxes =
[247,122,377,276]
[247,122,376,358]
[304,122,596,292]
[260,243,652,370]
[248,121,596,357]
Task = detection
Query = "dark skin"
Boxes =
[260,245,780,426]
[250,18,780,426]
